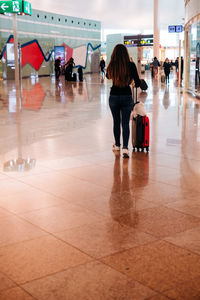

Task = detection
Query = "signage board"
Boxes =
[0,0,31,15]
[0,1,22,14]
[168,25,183,33]
[6,43,15,66]
[176,25,183,33]
[124,35,153,47]
[54,46,65,66]
[23,0,31,15]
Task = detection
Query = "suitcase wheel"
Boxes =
[141,148,144,152]
[133,147,135,152]
[146,147,149,152]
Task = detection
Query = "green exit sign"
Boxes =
[23,1,31,15]
[0,0,31,15]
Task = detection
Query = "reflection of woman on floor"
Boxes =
[109,155,138,228]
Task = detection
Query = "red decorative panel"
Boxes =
[62,43,73,62]
[21,42,44,71]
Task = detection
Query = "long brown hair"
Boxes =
[107,44,131,87]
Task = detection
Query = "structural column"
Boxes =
[153,0,160,59]
[183,28,189,91]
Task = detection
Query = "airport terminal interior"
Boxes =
[0,0,200,299]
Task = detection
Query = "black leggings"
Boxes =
[165,72,170,82]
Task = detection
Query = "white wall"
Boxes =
[185,0,200,25]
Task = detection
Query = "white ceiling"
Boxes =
[30,0,185,35]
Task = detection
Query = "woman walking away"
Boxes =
[152,57,160,78]
[106,44,140,158]
[163,58,171,84]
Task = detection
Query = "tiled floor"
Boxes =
[0,72,200,299]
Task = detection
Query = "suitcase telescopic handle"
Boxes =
[133,87,138,104]
[136,87,137,102]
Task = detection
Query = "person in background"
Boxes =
[152,57,160,78]
[100,57,106,78]
[163,58,171,84]
[78,66,83,81]
[55,56,61,80]
[175,57,179,73]
[180,56,184,80]
[65,57,75,81]
[106,44,140,158]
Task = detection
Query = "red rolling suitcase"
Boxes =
[133,114,149,152]
[142,115,149,151]
[132,88,150,152]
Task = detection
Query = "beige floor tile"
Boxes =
[69,192,134,218]
[54,179,109,202]
[20,202,106,233]
[19,171,80,192]
[5,165,51,179]
[75,150,116,164]
[0,207,13,218]
[163,277,200,299]
[133,182,186,205]
[166,199,200,218]
[147,152,183,170]
[162,173,200,193]
[40,156,93,170]
[0,215,47,247]
[117,206,200,238]
[62,165,116,189]
[0,235,92,284]
[0,287,35,300]
[0,273,16,292]
[147,295,169,300]
[55,220,156,258]
[0,179,32,197]
[148,165,181,184]
[101,240,200,293]
[0,189,66,214]
[165,226,200,255]
[22,261,156,300]
[20,171,109,200]
[0,173,9,180]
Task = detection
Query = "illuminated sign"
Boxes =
[0,0,31,15]
[54,46,65,66]
[168,25,183,33]
[6,43,15,66]
[124,35,153,47]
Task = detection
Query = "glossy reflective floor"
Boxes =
[0,72,200,299]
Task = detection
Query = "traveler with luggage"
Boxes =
[152,56,160,78]
[55,56,61,80]
[65,57,75,81]
[163,58,171,84]
[106,44,140,158]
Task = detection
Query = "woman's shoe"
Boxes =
[112,145,120,151]
[122,148,129,158]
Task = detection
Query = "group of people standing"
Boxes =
[151,56,184,84]
[54,57,83,82]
